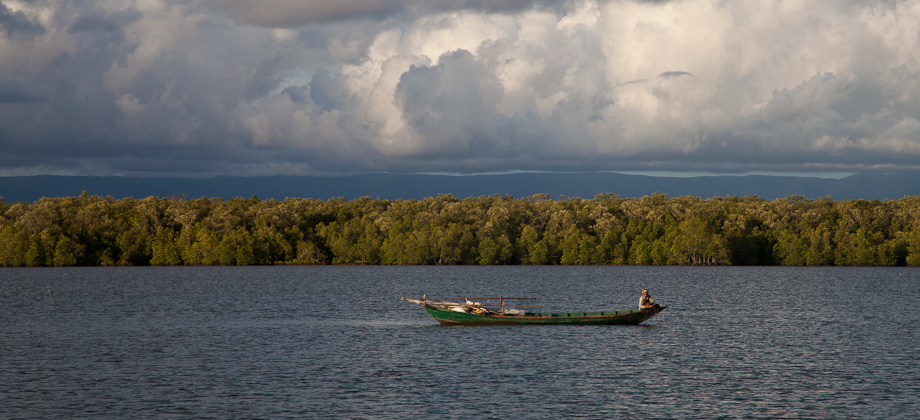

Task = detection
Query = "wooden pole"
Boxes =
[46,286,55,308]
[425,297,536,301]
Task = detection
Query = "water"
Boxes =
[2,266,918,419]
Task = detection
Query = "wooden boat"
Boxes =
[401,295,666,326]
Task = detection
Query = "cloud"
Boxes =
[0,1,45,38]
[2,0,920,177]
[213,0,551,27]
[0,78,47,103]
[658,71,693,79]
[395,49,504,156]
[213,0,407,27]
[69,9,140,34]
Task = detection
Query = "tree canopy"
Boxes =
[2,191,919,267]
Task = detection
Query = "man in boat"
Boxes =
[639,289,655,309]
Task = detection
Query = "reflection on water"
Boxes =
[1,266,919,418]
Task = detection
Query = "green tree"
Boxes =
[0,225,29,266]
[151,226,182,265]
[905,228,920,266]
[804,222,835,265]
[52,235,84,267]
[773,226,807,266]
[516,225,540,264]
[116,213,152,265]
[477,234,513,265]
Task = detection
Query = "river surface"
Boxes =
[1,266,919,419]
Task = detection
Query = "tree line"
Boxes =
[2,191,920,267]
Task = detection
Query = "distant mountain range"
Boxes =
[1,172,919,203]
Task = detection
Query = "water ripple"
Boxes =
[1,266,918,419]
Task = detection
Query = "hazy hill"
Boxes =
[1,172,919,203]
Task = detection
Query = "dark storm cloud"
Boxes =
[214,0,406,27]
[69,9,140,34]
[0,1,44,38]
[658,71,693,79]
[0,78,47,103]
[3,0,920,177]
[214,0,559,27]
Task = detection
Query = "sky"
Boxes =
[1,0,919,178]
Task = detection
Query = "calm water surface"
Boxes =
[1,266,918,419]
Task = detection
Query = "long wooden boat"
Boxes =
[401,295,666,326]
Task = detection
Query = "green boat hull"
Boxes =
[422,305,666,326]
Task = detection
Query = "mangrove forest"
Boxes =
[2,191,920,267]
